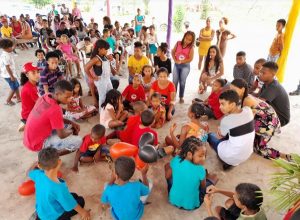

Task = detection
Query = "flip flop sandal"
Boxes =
[16,99,21,103]
[5,101,15,106]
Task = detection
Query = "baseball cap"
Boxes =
[22,62,42,73]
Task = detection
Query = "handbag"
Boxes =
[196,38,200,47]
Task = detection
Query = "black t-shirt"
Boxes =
[56,29,70,38]
[154,56,172,74]
[259,79,290,126]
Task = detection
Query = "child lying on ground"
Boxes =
[29,148,91,220]
[101,156,150,220]
[72,124,109,172]
[166,102,209,149]
[204,183,266,220]
[165,137,217,210]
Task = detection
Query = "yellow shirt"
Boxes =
[269,33,284,56]
[128,55,149,74]
[1,26,13,38]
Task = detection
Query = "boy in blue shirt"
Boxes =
[101,156,150,220]
[29,148,91,220]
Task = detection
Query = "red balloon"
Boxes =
[110,142,138,159]
[57,171,63,178]
[135,154,146,170]
[18,180,35,196]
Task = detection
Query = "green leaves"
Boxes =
[173,5,185,33]
[268,154,300,212]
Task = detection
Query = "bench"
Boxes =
[16,37,38,44]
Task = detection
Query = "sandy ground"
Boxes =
[0,47,299,220]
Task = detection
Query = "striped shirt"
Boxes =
[38,65,63,95]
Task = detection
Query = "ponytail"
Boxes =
[20,72,29,86]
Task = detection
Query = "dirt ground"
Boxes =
[0,46,299,220]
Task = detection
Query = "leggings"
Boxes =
[172,63,191,98]
[254,134,280,159]
[37,193,85,220]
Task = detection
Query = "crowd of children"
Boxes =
[0,6,296,220]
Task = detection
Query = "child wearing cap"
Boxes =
[0,39,20,106]
[19,62,41,131]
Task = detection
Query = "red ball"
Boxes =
[110,142,139,159]
[18,180,35,196]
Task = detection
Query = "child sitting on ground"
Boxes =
[106,101,147,144]
[150,92,166,129]
[193,79,226,120]
[122,74,146,111]
[166,102,209,149]
[35,49,47,71]
[72,124,108,172]
[100,89,128,129]
[0,39,21,106]
[57,34,81,79]
[233,51,254,89]
[130,109,158,146]
[251,58,266,95]
[29,148,91,220]
[19,62,41,132]
[38,51,64,95]
[207,90,255,170]
[101,156,149,220]
[64,78,97,121]
[141,65,155,96]
[165,137,217,210]
[204,183,266,220]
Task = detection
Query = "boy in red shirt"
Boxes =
[72,124,108,172]
[130,109,158,147]
[19,62,41,132]
[122,74,146,111]
[23,80,82,155]
[106,101,147,144]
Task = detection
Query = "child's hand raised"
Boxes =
[170,123,177,134]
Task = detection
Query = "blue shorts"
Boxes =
[149,44,158,54]
[5,78,20,91]
[80,146,110,158]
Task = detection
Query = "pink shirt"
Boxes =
[72,8,81,18]
[23,94,64,151]
[174,41,191,61]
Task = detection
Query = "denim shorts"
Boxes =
[80,145,110,158]
[5,78,20,91]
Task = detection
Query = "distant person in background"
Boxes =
[87,18,95,30]
[49,4,59,17]
[134,8,145,37]
[72,2,82,19]
[198,17,215,70]
[19,15,32,40]
[216,17,236,58]
[267,19,286,62]
[56,22,70,38]
[60,4,70,16]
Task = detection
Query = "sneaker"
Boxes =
[18,122,25,132]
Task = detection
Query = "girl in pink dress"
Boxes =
[57,34,81,79]
[65,78,97,121]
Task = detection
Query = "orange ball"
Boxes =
[18,180,35,196]
[110,142,139,159]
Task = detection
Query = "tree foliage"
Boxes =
[173,5,185,33]
[28,0,53,9]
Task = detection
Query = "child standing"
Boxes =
[84,39,113,107]
[233,51,254,89]
[148,25,158,63]
[19,62,41,131]
[166,102,209,149]
[57,34,81,79]
[268,19,286,62]
[100,89,128,129]
[101,156,149,220]
[251,58,266,95]
[35,49,47,71]
[164,137,210,210]
[141,65,155,96]
[150,93,166,129]
[0,39,21,106]
[154,43,172,74]
[29,148,91,220]
[72,124,108,172]
[207,90,255,170]
[64,78,97,121]
[204,183,266,220]
[122,74,146,111]
[39,51,63,95]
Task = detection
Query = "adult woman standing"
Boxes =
[72,2,82,19]
[230,78,291,161]
[216,17,236,57]
[171,31,195,103]
[198,17,215,70]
